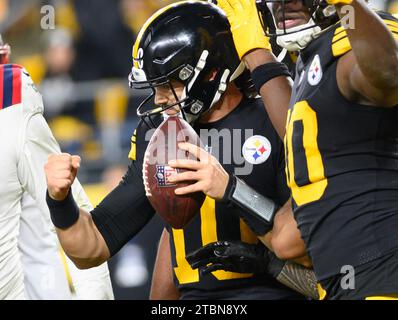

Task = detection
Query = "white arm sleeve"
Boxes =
[20,112,114,300]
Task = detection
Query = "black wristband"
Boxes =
[221,174,237,204]
[46,190,80,229]
[252,62,291,93]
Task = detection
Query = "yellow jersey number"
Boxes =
[172,197,258,284]
[284,101,328,206]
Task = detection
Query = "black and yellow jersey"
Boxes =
[167,97,301,299]
[93,97,302,299]
[285,12,398,282]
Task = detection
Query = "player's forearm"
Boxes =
[56,208,110,269]
[292,254,313,269]
[270,200,308,262]
[243,49,292,139]
[338,1,398,91]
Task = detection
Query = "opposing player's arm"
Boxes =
[45,156,155,269]
[217,0,293,139]
[18,111,114,298]
[52,205,110,269]
[335,1,398,106]
[150,229,180,300]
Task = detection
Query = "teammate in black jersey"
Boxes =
[44,1,314,300]
[218,0,398,299]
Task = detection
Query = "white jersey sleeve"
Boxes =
[0,64,29,300]
[16,68,114,300]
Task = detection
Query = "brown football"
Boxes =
[143,115,205,229]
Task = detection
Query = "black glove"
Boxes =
[186,241,270,276]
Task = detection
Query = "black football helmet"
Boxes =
[256,0,339,51]
[129,0,243,126]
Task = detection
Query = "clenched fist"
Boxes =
[45,153,81,201]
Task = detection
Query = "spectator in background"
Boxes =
[71,0,135,81]
[40,28,75,119]
[119,0,173,34]
[38,28,95,159]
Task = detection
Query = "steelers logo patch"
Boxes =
[308,54,323,86]
[242,135,272,165]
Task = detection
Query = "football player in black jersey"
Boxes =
[218,0,398,299]
[44,1,318,300]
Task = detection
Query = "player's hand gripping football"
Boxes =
[217,0,271,58]
[186,241,270,275]
[45,153,81,201]
[167,142,229,201]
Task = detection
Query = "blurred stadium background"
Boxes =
[0,0,396,300]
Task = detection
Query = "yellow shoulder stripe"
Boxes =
[332,26,347,42]
[332,27,351,57]
[332,32,347,44]
[385,18,398,28]
[333,19,398,57]
[384,19,398,42]
[128,129,137,161]
[388,25,398,33]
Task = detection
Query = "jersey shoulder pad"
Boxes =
[331,23,351,58]
[20,66,44,115]
[332,11,398,58]
[0,64,23,111]
[379,11,398,41]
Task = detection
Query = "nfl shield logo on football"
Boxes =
[242,135,272,165]
[155,165,178,187]
[308,54,323,86]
